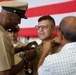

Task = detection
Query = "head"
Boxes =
[57,16,76,45]
[7,25,20,42]
[0,1,28,30]
[35,15,55,41]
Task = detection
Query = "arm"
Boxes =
[38,40,52,68]
[0,49,37,75]
[0,59,26,75]
[36,41,52,75]
[14,41,38,54]
[0,34,37,75]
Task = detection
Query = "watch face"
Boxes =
[24,58,28,64]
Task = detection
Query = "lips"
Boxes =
[38,32,45,37]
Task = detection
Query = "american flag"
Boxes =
[0,0,76,37]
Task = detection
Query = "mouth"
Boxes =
[39,32,45,36]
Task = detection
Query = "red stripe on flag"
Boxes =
[18,27,58,37]
[18,28,38,37]
[0,0,14,1]
[25,1,76,18]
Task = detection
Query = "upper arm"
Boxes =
[0,33,14,71]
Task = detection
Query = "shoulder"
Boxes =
[16,41,26,47]
[51,42,62,54]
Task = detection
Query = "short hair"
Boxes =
[59,16,76,42]
[38,15,55,26]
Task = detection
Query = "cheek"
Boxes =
[46,29,53,36]
[57,32,61,41]
[11,18,16,23]
[11,17,18,25]
[37,30,40,35]
[15,34,18,37]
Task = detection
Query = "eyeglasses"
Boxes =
[57,27,64,34]
[57,27,61,31]
[35,25,49,30]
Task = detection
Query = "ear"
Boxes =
[6,13,12,22]
[52,26,56,34]
[59,31,64,40]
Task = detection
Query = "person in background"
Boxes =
[7,25,26,58]
[30,15,62,75]
[0,1,38,75]
[38,16,76,75]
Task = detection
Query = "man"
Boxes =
[7,25,25,48]
[38,16,76,75]
[30,15,61,75]
[0,1,37,75]
[7,25,26,58]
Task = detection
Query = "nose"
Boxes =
[11,32,14,35]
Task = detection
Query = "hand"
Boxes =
[26,41,38,49]
[52,37,60,44]
[21,41,38,51]
[42,40,52,56]
[24,49,37,61]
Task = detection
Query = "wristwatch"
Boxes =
[23,58,28,64]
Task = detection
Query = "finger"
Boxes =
[30,41,38,47]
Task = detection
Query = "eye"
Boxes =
[38,26,41,29]
[35,25,41,30]
[42,25,48,29]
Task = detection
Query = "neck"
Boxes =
[42,36,54,43]
[60,39,71,46]
[11,40,18,44]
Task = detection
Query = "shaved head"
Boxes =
[59,16,76,42]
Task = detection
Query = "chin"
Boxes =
[39,37,45,40]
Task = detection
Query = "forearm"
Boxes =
[10,59,25,75]
[14,47,26,54]
[37,55,46,75]
[38,54,46,68]
[38,49,51,68]
[38,58,44,69]
[0,59,26,75]
[14,46,35,54]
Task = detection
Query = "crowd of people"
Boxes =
[0,1,76,75]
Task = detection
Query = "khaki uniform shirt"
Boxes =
[31,42,62,75]
[13,41,26,75]
[0,25,14,71]
[13,41,26,58]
